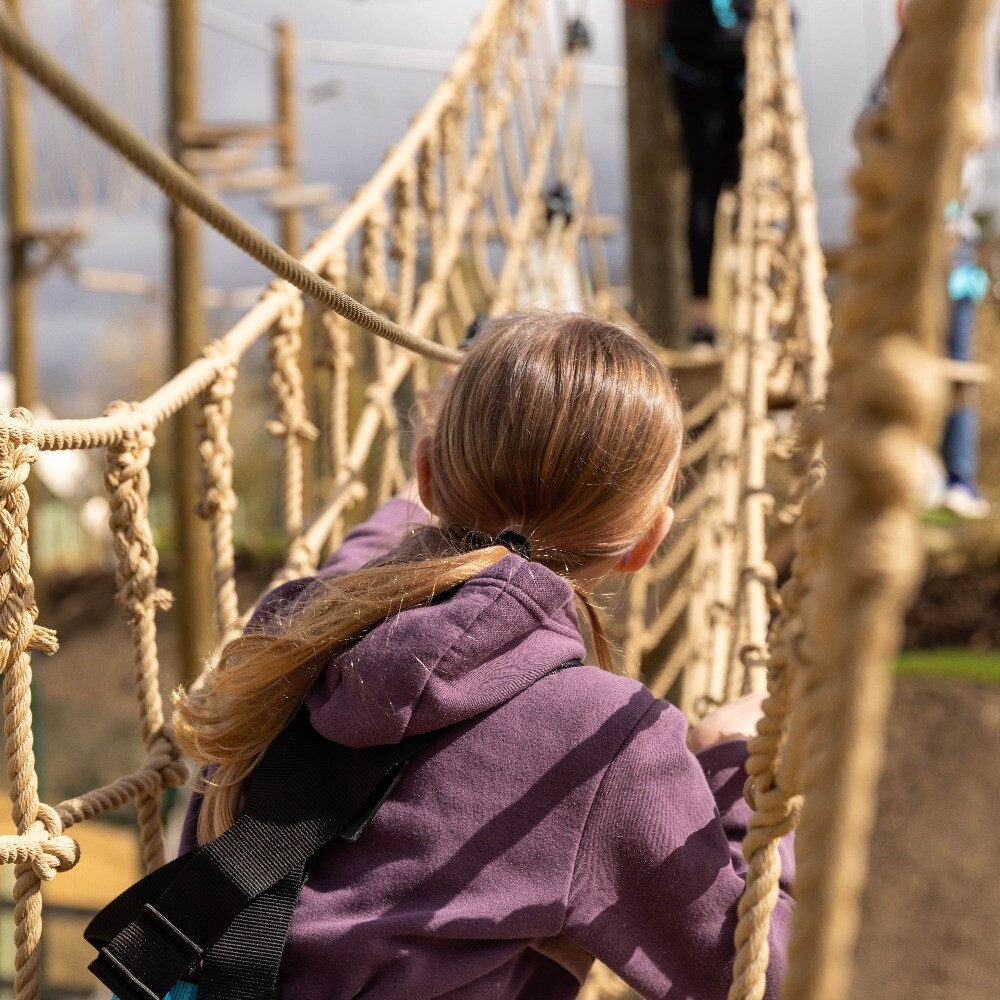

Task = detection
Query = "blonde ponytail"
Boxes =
[174,542,510,843]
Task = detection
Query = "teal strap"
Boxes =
[166,983,199,1000]
[712,0,738,28]
[948,263,990,302]
[115,983,198,1000]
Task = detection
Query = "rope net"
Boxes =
[0,0,991,997]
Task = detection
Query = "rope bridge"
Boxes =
[0,0,992,998]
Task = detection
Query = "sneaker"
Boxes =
[690,324,718,348]
[942,482,990,519]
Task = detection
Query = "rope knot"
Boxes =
[23,803,81,880]
[147,728,190,789]
[265,415,320,443]
[0,408,39,499]
[201,342,239,401]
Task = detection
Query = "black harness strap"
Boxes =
[86,659,581,1000]
[87,712,437,1000]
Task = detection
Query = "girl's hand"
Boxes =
[687,692,766,754]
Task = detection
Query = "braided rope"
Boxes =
[779,2,992,996]
[392,165,420,329]
[0,409,60,1000]
[103,401,174,873]
[195,343,240,632]
[268,294,320,553]
[723,1,835,979]
[699,9,772,713]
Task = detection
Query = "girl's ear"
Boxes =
[414,436,438,514]
[617,506,675,573]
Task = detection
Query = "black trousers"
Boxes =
[671,73,744,298]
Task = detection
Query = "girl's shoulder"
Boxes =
[521,664,691,769]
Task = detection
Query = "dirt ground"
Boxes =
[851,676,1000,1000]
[2,563,999,997]
[906,564,1000,649]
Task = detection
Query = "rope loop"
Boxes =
[0,804,80,881]
[267,296,320,445]
[196,344,240,521]
[103,400,173,626]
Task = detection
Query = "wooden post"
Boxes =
[168,0,214,684]
[275,20,302,258]
[623,0,688,348]
[3,0,37,415]
[275,19,315,513]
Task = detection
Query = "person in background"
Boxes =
[864,0,995,520]
[662,0,753,347]
[940,169,991,519]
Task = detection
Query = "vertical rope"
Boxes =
[0,409,59,1000]
[418,132,445,278]
[441,93,469,215]
[267,293,319,555]
[103,401,172,873]
[780,2,991,997]
[195,344,240,633]
[392,165,419,329]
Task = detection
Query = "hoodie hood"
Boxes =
[305,554,586,747]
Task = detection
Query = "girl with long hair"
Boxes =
[172,312,793,999]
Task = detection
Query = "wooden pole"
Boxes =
[275,19,315,513]
[623,0,688,348]
[275,20,302,258]
[2,0,44,625]
[3,0,36,413]
[168,0,214,684]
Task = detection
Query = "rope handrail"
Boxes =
[778,2,991,996]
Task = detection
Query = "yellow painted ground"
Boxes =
[1,819,141,993]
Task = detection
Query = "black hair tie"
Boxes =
[465,528,531,560]
[496,529,532,560]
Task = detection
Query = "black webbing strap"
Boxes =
[86,711,436,1000]
[197,870,305,1000]
[85,658,582,1000]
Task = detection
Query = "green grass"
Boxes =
[897,649,1000,684]
[920,507,964,528]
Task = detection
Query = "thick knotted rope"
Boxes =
[778,3,993,999]
[269,294,321,552]
[104,400,174,873]
[0,408,60,1000]
[196,342,240,632]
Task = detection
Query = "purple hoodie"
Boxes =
[183,497,794,999]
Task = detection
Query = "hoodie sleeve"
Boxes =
[319,495,432,577]
[562,699,794,999]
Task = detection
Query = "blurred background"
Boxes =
[1,0,983,421]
